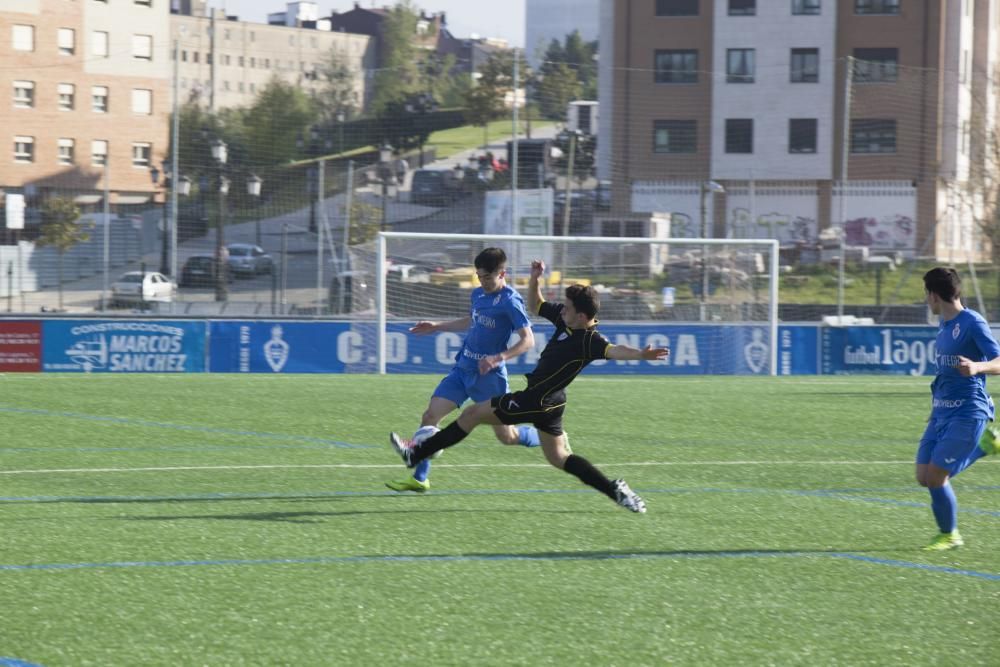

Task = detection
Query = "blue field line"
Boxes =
[789,489,1000,518]
[0,549,997,581]
[0,405,373,450]
[0,659,44,667]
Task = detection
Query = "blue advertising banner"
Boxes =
[209,321,798,375]
[821,326,937,375]
[42,320,206,373]
[779,325,819,376]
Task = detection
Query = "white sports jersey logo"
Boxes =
[952,323,961,339]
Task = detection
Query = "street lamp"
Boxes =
[307,166,318,233]
[699,180,725,321]
[149,163,168,275]
[247,173,263,245]
[336,110,346,155]
[211,138,229,302]
[378,143,395,231]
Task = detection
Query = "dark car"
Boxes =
[180,255,231,287]
[226,243,274,277]
[410,169,456,206]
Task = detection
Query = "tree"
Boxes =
[315,49,360,122]
[536,62,582,120]
[464,50,531,148]
[344,199,383,245]
[537,31,599,104]
[35,197,85,311]
[242,79,317,167]
[370,1,422,114]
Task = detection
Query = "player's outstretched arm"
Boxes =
[606,344,670,362]
[527,260,545,313]
[410,316,472,335]
[955,355,1000,377]
[479,325,535,374]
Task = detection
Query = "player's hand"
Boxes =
[955,355,979,376]
[641,344,670,361]
[409,321,437,335]
[478,354,503,375]
[530,260,546,279]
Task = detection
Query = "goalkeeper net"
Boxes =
[338,231,778,375]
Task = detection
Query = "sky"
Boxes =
[215,0,526,47]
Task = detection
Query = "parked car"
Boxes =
[110,271,176,307]
[410,169,458,206]
[179,254,231,287]
[226,243,273,277]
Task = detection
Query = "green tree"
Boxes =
[370,1,422,114]
[242,79,317,166]
[464,50,531,148]
[344,199,383,245]
[35,197,85,310]
[538,31,598,102]
[316,49,359,122]
[536,62,582,120]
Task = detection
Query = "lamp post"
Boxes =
[211,138,229,302]
[378,143,394,231]
[248,173,263,246]
[336,110,346,156]
[699,180,725,321]
[149,163,169,275]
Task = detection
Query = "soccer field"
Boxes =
[1,374,997,666]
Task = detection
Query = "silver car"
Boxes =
[110,271,176,306]
[226,243,273,277]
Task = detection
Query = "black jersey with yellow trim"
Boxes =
[524,300,612,395]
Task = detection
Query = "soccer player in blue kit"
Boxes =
[384,248,542,492]
[918,267,1000,550]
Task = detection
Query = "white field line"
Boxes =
[3,459,995,475]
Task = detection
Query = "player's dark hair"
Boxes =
[474,247,506,273]
[565,284,600,320]
[923,267,962,302]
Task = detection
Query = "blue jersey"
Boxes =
[454,285,532,371]
[930,308,1000,421]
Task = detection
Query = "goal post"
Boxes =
[367,231,779,375]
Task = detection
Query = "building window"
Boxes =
[653,120,697,153]
[238,55,244,67]
[238,82,245,93]
[655,49,699,83]
[58,83,75,110]
[250,57,255,68]
[250,31,255,42]
[132,142,151,167]
[790,48,819,82]
[92,30,109,58]
[727,49,755,83]
[792,0,821,14]
[249,82,256,93]
[656,0,698,15]
[135,0,152,5]
[132,88,152,114]
[57,28,75,55]
[14,136,34,163]
[725,119,754,153]
[851,119,896,153]
[132,34,152,60]
[57,138,75,165]
[224,29,231,40]
[729,0,756,15]
[92,140,108,166]
[853,48,898,83]
[223,54,231,66]
[264,58,270,68]
[12,24,35,52]
[92,85,109,112]
[223,81,230,91]
[855,0,900,14]
[789,118,818,153]
[13,80,34,108]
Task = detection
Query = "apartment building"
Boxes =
[0,0,171,210]
[173,5,375,112]
[599,0,999,262]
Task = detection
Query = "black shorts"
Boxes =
[491,389,567,436]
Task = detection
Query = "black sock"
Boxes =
[563,454,616,500]
[412,421,469,463]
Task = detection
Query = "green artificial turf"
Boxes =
[1,374,997,665]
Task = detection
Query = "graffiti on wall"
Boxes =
[842,215,915,249]
[728,208,818,246]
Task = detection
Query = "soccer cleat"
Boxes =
[979,424,1000,456]
[921,531,964,551]
[385,477,430,493]
[612,479,646,514]
[389,432,416,468]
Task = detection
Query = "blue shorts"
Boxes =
[916,418,988,477]
[432,366,510,407]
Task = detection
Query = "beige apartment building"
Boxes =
[0,0,172,211]
[172,7,374,113]
[599,0,999,262]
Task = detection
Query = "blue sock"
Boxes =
[413,458,431,483]
[928,483,957,533]
[518,425,541,447]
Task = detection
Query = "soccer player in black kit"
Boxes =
[390,259,670,513]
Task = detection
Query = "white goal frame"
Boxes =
[375,232,780,375]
